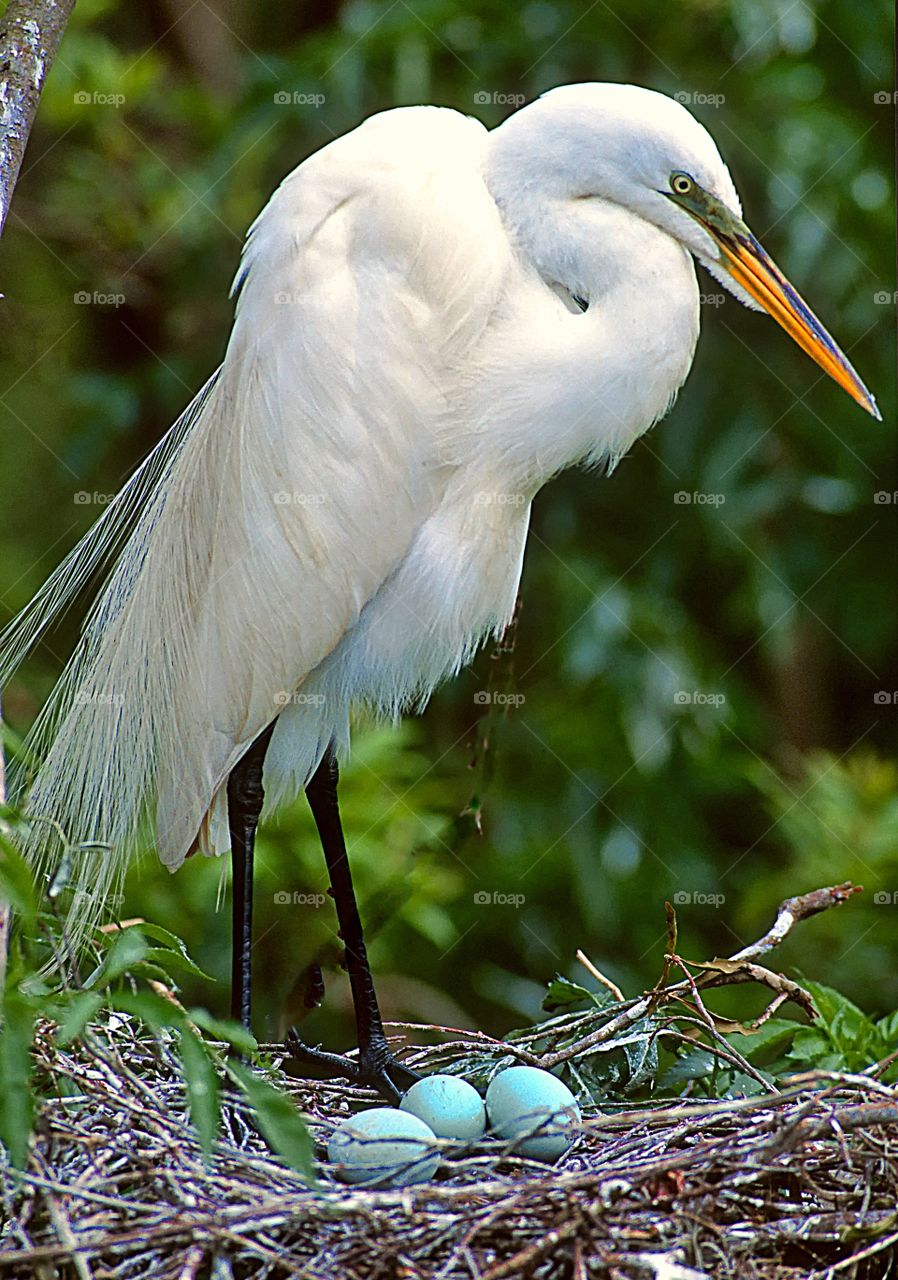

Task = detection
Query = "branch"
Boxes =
[728,882,862,963]
[535,883,859,1069]
[0,0,77,241]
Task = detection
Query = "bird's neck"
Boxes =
[469,179,701,491]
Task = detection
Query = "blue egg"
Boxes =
[400,1074,487,1141]
[485,1065,581,1161]
[327,1107,440,1185]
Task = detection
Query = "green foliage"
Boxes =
[512,970,898,1106]
[790,979,898,1077]
[227,1060,316,1179]
[0,0,893,1049]
[0,992,35,1167]
[1,848,895,1171]
[704,980,898,1093]
[178,1024,220,1159]
[0,853,312,1172]
[739,754,898,997]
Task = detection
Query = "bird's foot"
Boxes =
[285,1027,421,1104]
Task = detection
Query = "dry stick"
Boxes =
[576,948,624,1002]
[690,960,814,1014]
[38,1186,94,1280]
[480,1218,580,1280]
[175,1246,206,1280]
[536,883,858,1070]
[728,883,862,962]
[763,1103,898,1154]
[0,0,77,240]
[670,961,777,1094]
[660,1026,776,1092]
[807,1230,898,1277]
[782,1069,897,1100]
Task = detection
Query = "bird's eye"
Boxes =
[670,172,694,196]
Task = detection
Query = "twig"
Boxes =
[576,949,624,1001]
[728,883,861,963]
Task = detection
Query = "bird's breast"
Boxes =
[331,476,532,717]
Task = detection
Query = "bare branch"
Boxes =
[0,0,77,240]
[728,882,862,963]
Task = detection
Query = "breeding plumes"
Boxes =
[0,83,878,1098]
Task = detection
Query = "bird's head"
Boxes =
[488,82,879,419]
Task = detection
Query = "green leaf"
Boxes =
[55,991,105,1045]
[129,924,213,979]
[0,722,40,773]
[724,1070,773,1099]
[0,833,39,928]
[142,947,213,980]
[0,992,35,1167]
[179,1025,219,1158]
[660,1048,716,1087]
[804,980,869,1033]
[111,989,185,1029]
[86,927,149,988]
[727,1019,800,1063]
[620,1020,659,1090]
[542,975,602,1013]
[118,959,186,987]
[787,1027,842,1071]
[188,1007,257,1054]
[228,1060,315,1180]
[874,1010,898,1043]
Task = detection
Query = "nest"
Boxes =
[2,884,898,1279]
[1,1014,897,1280]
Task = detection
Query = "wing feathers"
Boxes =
[1,106,510,952]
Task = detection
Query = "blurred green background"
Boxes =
[1,0,895,1048]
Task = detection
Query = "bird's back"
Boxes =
[0,105,514,949]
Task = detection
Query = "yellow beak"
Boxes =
[718,233,881,420]
[666,179,880,420]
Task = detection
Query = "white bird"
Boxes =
[0,83,878,1098]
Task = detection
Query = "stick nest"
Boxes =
[2,1010,898,1280]
[2,886,897,1278]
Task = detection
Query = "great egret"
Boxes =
[1,83,879,1100]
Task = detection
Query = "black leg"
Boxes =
[227,721,276,1030]
[286,744,421,1102]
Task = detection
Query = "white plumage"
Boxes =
[0,83,877,954]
